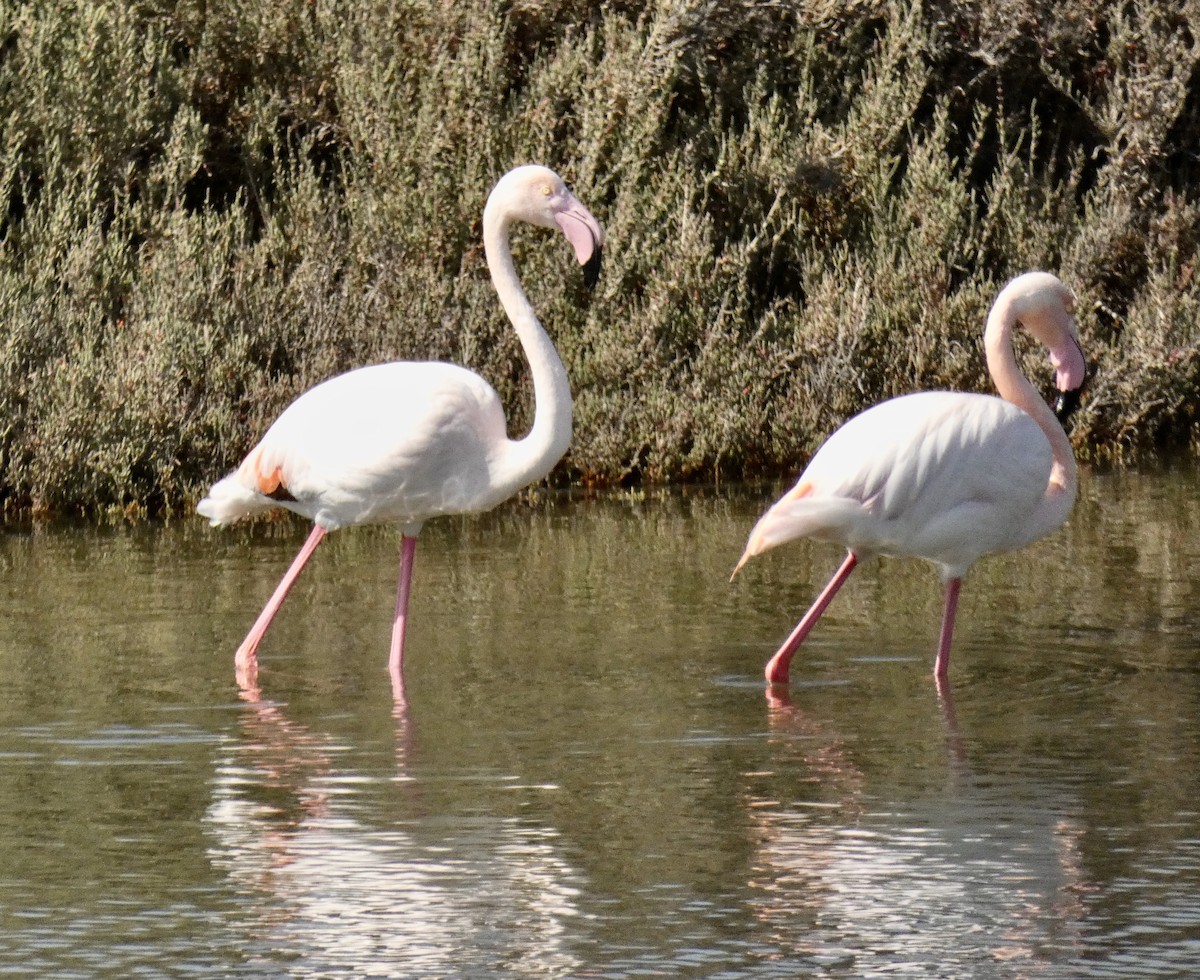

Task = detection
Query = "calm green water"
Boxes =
[1,468,1199,977]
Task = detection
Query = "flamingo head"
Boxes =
[997,271,1087,423]
[490,165,605,287]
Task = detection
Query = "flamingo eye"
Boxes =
[541,185,552,196]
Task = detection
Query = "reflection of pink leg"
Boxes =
[934,669,968,769]
[235,525,327,672]
[765,551,858,685]
[389,664,408,713]
[933,577,961,680]
[390,660,413,772]
[388,535,417,674]
[235,659,260,696]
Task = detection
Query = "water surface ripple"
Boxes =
[0,468,1198,976]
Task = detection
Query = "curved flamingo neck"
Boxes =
[984,293,1078,533]
[482,203,573,499]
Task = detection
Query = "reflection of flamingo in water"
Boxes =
[934,676,969,771]
[746,687,1090,968]
[225,674,338,867]
[235,659,415,789]
[198,166,604,684]
[213,671,583,974]
[760,686,868,810]
[734,273,1087,684]
[767,678,965,788]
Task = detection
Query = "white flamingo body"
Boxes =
[201,361,520,531]
[199,165,603,682]
[779,391,1055,577]
[735,272,1087,685]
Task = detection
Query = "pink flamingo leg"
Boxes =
[235,524,327,672]
[765,551,859,685]
[933,577,961,680]
[389,535,418,674]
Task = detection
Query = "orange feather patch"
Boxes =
[241,448,296,502]
[782,480,814,502]
[258,466,290,499]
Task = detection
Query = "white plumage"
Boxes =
[199,165,604,682]
[199,362,510,530]
[776,392,1053,576]
[734,271,1087,685]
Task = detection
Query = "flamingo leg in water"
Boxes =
[235,524,327,673]
[765,551,859,685]
[933,577,961,680]
[389,535,418,674]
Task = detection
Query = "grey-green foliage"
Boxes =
[2,0,1200,518]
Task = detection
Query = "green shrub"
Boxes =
[2,0,1200,518]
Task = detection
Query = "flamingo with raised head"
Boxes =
[198,165,603,680]
[733,271,1087,685]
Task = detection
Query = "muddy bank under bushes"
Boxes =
[1,0,1199,518]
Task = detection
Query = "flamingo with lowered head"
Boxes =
[733,271,1087,685]
[198,165,603,680]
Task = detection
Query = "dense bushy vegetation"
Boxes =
[2,0,1199,518]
